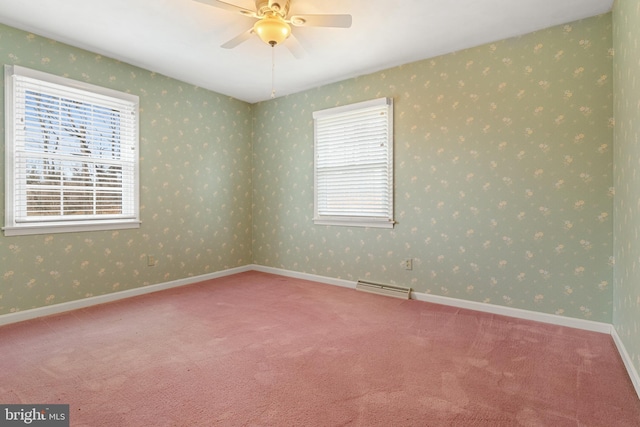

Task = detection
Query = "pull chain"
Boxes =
[270,45,276,99]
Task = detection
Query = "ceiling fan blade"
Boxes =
[221,28,254,49]
[289,14,352,28]
[284,34,306,59]
[193,0,258,18]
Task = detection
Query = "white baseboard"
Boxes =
[0,265,252,327]
[611,326,640,400]
[250,264,356,290]
[251,265,612,334]
[410,291,613,334]
[1,264,609,334]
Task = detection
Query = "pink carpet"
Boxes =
[1,271,639,426]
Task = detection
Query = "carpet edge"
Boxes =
[250,264,356,289]
[251,264,611,334]
[411,291,612,334]
[0,265,253,326]
[612,326,640,400]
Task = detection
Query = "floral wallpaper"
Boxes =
[0,23,253,314]
[0,13,619,329]
[253,14,614,322]
[613,0,640,385]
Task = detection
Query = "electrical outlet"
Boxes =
[402,258,413,270]
[147,255,156,267]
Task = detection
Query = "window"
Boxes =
[313,97,394,228]
[4,65,140,236]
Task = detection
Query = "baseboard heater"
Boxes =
[356,280,411,300]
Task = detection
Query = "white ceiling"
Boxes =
[0,0,613,104]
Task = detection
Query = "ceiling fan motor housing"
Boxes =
[256,0,290,18]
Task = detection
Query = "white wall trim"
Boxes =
[410,290,613,334]
[0,265,252,327]
[250,264,356,289]
[251,265,612,334]
[611,326,640,400]
[0,264,611,334]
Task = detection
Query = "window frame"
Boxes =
[313,97,394,228]
[3,65,140,236]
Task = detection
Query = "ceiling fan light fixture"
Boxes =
[253,14,291,46]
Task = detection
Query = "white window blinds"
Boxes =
[313,97,394,228]
[4,65,140,236]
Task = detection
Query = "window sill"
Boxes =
[313,218,395,229]
[3,220,141,236]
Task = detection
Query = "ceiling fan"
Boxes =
[194,0,352,57]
